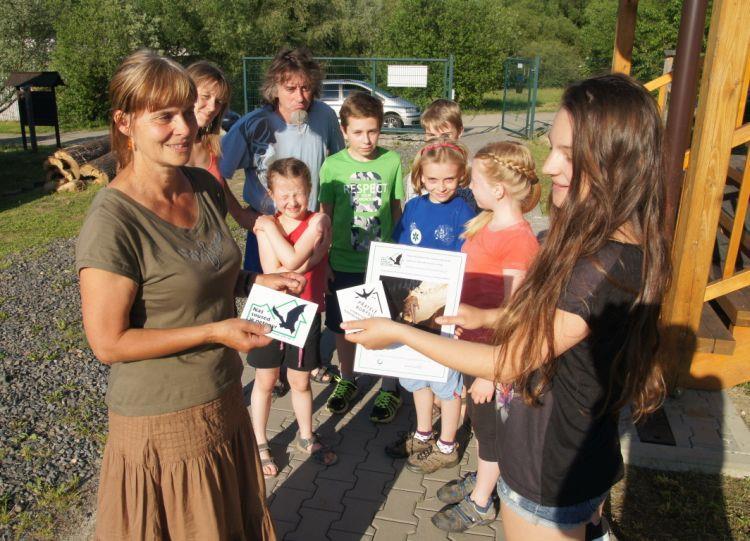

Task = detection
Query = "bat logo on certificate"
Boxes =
[355,287,383,312]
[272,304,306,332]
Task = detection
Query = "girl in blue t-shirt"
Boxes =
[387,141,476,474]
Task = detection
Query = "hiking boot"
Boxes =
[326,377,357,414]
[406,441,460,473]
[369,389,402,424]
[437,471,477,504]
[385,431,434,459]
[431,494,497,532]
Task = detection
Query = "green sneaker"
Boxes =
[326,377,357,414]
[437,471,477,504]
[431,494,497,532]
[369,389,402,423]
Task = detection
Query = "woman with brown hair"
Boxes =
[343,73,671,540]
[186,60,256,230]
[76,49,303,540]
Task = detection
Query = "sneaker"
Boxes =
[406,441,460,473]
[431,494,497,532]
[437,471,477,504]
[326,377,357,414]
[385,431,434,458]
[369,390,402,423]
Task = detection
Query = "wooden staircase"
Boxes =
[689,149,750,390]
[643,0,750,391]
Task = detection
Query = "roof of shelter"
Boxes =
[4,72,64,88]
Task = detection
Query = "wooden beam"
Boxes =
[659,0,750,389]
[645,72,673,92]
[723,153,750,277]
[705,269,750,301]
[612,0,639,74]
[733,122,750,147]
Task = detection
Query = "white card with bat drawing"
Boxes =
[336,281,391,333]
[353,242,466,383]
[240,284,318,348]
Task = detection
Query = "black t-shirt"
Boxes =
[495,241,643,507]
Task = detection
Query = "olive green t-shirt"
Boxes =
[75,167,243,416]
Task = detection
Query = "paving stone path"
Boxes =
[241,365,505,541]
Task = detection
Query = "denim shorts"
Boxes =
[497,477,607,530]
[400,369,463,401]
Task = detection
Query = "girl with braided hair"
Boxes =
[344,73,670,539]
[430,141,540,532]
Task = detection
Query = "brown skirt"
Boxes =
[95,383,276,541]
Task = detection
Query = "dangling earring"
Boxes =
[127,138,135,151]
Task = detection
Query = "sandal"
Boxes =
[310,365,335,385]
[271,379,289,400]
[296,432,338,466]
[257,443,278,478]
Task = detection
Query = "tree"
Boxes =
[581,0,685,81]
[52,0,160,125]
[0,0,59,113]
[378,0,521,107]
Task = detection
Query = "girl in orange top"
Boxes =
[186,61,256,230]
[431,142,540,532]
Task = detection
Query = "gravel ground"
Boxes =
[0,238,107,539]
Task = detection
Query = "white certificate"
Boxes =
[240,284,318,348]
[353,242,466,382]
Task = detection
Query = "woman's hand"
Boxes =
[255,271,307,296]
[208,318,272,352]
[341,318,404,349]
[468,377,495,405]
[435,303,497,331]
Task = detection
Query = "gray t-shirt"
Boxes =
[75,167,243,416]
[219,100,345,215]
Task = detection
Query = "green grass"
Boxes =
[609,466,750,540]
[527,137,552,214]
[0,146,100,260]
[0,121,54,135]
[0,120,107,136]
[464,87,564,114]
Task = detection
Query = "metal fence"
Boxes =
[501,56,541,139]
[242,56,454,132]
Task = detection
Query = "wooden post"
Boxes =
[612,0,639,74]
[660,0,750,388]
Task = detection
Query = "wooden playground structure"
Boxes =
[611,0,750,390]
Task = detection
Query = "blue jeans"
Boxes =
[497,477,607,530]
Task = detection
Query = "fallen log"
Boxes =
[79,151,117,185]
[43,157,75,182]
[53,136,110,179]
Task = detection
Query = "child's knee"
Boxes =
[254,368,280,390]
[287,370,311,392]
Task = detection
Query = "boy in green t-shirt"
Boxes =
[319,92,404,419]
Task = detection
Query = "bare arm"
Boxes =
[255,227,284,273]
[342,309,589,383]
[222,180,259,231]
[254,214,330,271]
[80,268,272,365]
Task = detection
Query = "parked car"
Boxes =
[321,79,421,128]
